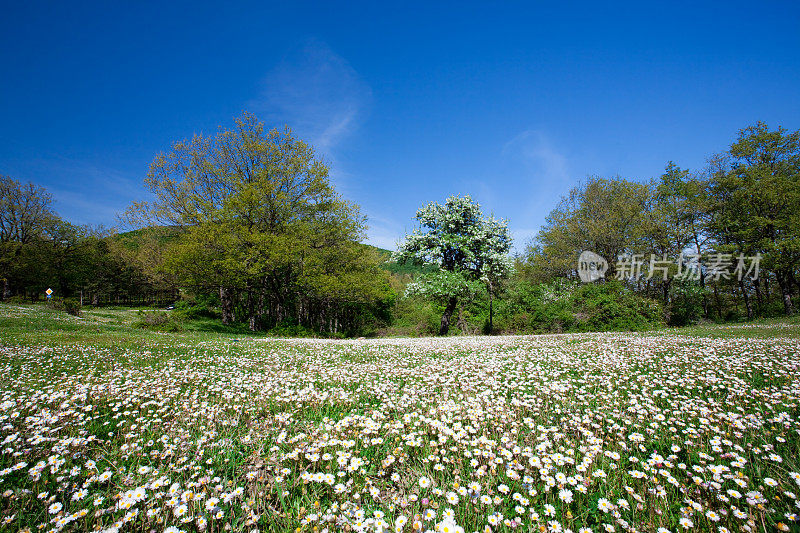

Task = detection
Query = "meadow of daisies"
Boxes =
[0,305,798,533]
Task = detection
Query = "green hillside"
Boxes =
[112,225,184,250]
[359,244,436,276]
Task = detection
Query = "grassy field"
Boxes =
[0,304,798,533]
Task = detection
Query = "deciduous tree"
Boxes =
[394,195,513,335]
[126,112,388,332]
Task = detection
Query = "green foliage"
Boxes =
[363,244,439,277]
[394,195,513,334]
[495,279,577,333]
[125,112,389,335]
[522,123,800,324]
[384,295,441,336]
[49,296,82,317]
[493,279,663,334]
[0,176,55,244]
[112,226,183,251]
[62,297,82,317]
[267,318,318,338]
[172,294,221,320]
[4,120,799,336]
[0,180,177,308]
[709,122,800,316]
[133,310,183,332]
[668,278,707,326]
[525,177,651,280]
[572,281,663,332]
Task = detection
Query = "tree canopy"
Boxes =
[3,119,797,335]
[524,122,800,322]
[394,195,513,335]
[125,112,391,333]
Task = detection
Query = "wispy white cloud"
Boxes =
[251,39,406,251]
[502,130,570,185]
[251,39,380,231]
[501,130,573,253]
[49,188,126,227]
[251,39,372,154]
[365,213,403,251]
[510,228,538,253]
[5,155,146,228]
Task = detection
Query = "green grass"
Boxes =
[667,315,800,339]
[0,303,798,533]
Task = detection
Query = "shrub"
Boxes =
[62,298,82,317]
[668,278,706,326]
[268,318,316,338]
[133,311,183,332]
[495,279,663,334]
[49,296,82,317]
[389,296,440,336]
[3,295,30,305]
[173,294,220,320]
[495,280,577,333]
[572,281,663,331]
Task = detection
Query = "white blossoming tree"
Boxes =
[393,195,513,335]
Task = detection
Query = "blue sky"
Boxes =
[2,1,799,251]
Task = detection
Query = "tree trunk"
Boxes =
[220,286,235,325]
[457,303,467,334]
[753,277,763,314]
[439,297,458,336]
[1,278,9,300]
[246,288,257,331]
[739,279,753,320]
[246,288,266,332]
[700,271,709,318]
[777,272,795,316]
[694,238,709,318]
[661,279,671,324]
[488,287,494,335]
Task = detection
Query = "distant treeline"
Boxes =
[0,178,177,308]
[1,117,797,335]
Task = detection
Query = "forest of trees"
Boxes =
[521,121,799,326]
[1,118,797,336]
[0,176,176,307]
[121,112,393,335]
